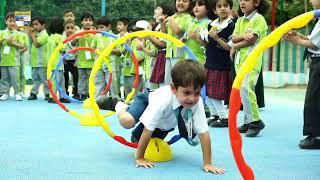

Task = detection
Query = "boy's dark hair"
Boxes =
[157,3,175,17]
[31,16,46,25]
[64,19,75,27]
[171,60,206,90]
[256,0,269,15]
[237,0,269,16]
[175,0,194,13]
[80,11,94,22]
[196,0,216,20]
[212,0,233,9]
[48,16,64,34]
[5,12,14,20]
[127,20,139,32]
[118,17,130,25]
[64,9,75,15]
[96,16,111,27]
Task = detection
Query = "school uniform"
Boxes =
[129,85,209,142]
[303,19,320,137]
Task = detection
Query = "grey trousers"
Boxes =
[51,70,66,98]
[95,70,120,98]
[30,67,49,95]
[164,58,178,85]
[20,57,25,92]
[78,68,91,95]
[123,75,144,97]
[0,66,21,95]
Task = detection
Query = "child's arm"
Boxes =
[232,34,244,43]
[209,30,231,51]
[198,132,225,174]
[28,30,41,48]
[146,36,166,49]
[7,37,26,49]
[168,16,184,37]
[136,128,156,168]
[284,30,319,50]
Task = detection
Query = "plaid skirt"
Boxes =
[206,69,231,100]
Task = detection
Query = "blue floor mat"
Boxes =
[0,89,319,180]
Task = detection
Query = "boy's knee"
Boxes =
[118,112,136,129]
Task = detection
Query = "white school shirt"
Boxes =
[139,85,209,134]
[307,19,320,55]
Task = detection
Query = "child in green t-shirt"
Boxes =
[27,16,50,101]
[0,12,27,101]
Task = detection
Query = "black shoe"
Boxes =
[238,124,250,133]
[210,118,228,128]
[60,98,71,103]
[78,94,87,101]
[96,95,119,111]
[47,98,56,103]
[28,93,37,100]
[245,120,265,137]
[299,136,320,149]
[207,115,219,125]
[72,94,80,99]
[44,94,50,101]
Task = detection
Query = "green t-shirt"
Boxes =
[166,13,193,59]
[144,40,157,80]
[30,29,49,67]
[77,32,95,68]
[233,11,268,72]
[0,29,24,66]
[47,33,64,69]
[185,17,211,65]
[95,34,116,71]
[130,38,145,75]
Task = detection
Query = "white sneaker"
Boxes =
[0,94,9,101]
[16,94,23,101]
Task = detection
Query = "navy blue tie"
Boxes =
[176,106,196,139]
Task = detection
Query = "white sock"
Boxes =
[207,98,228,119]
[205,96,218,117]
[115,101,128,115]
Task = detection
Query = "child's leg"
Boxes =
[94,70,106,98]
[70,61,79,95]
[0,67,10,95]
[19,57,25,93]
[8,66,21,95]
[123,76,133,97]
[78,68,87,97]
[240,70,260,124]
[30,67,41,95]
[207,98,228,119]
[96,91,148,129]
[63,62,70,94]
[109,71,120,98]
[164,58,175,85]
[39,67,49,97]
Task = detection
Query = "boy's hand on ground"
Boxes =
[136,158,156,168]
[203,164,225,174]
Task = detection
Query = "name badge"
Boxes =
[125,58,131,67]
[85,51,92,60]
[102,63,108,72]
[3,46,10,55]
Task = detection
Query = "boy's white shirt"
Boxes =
[139,85,209,134]
[307,19,320,54]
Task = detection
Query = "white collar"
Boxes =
[172,94,181,111]
[210,16,232,32]
[244,10,258,20]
